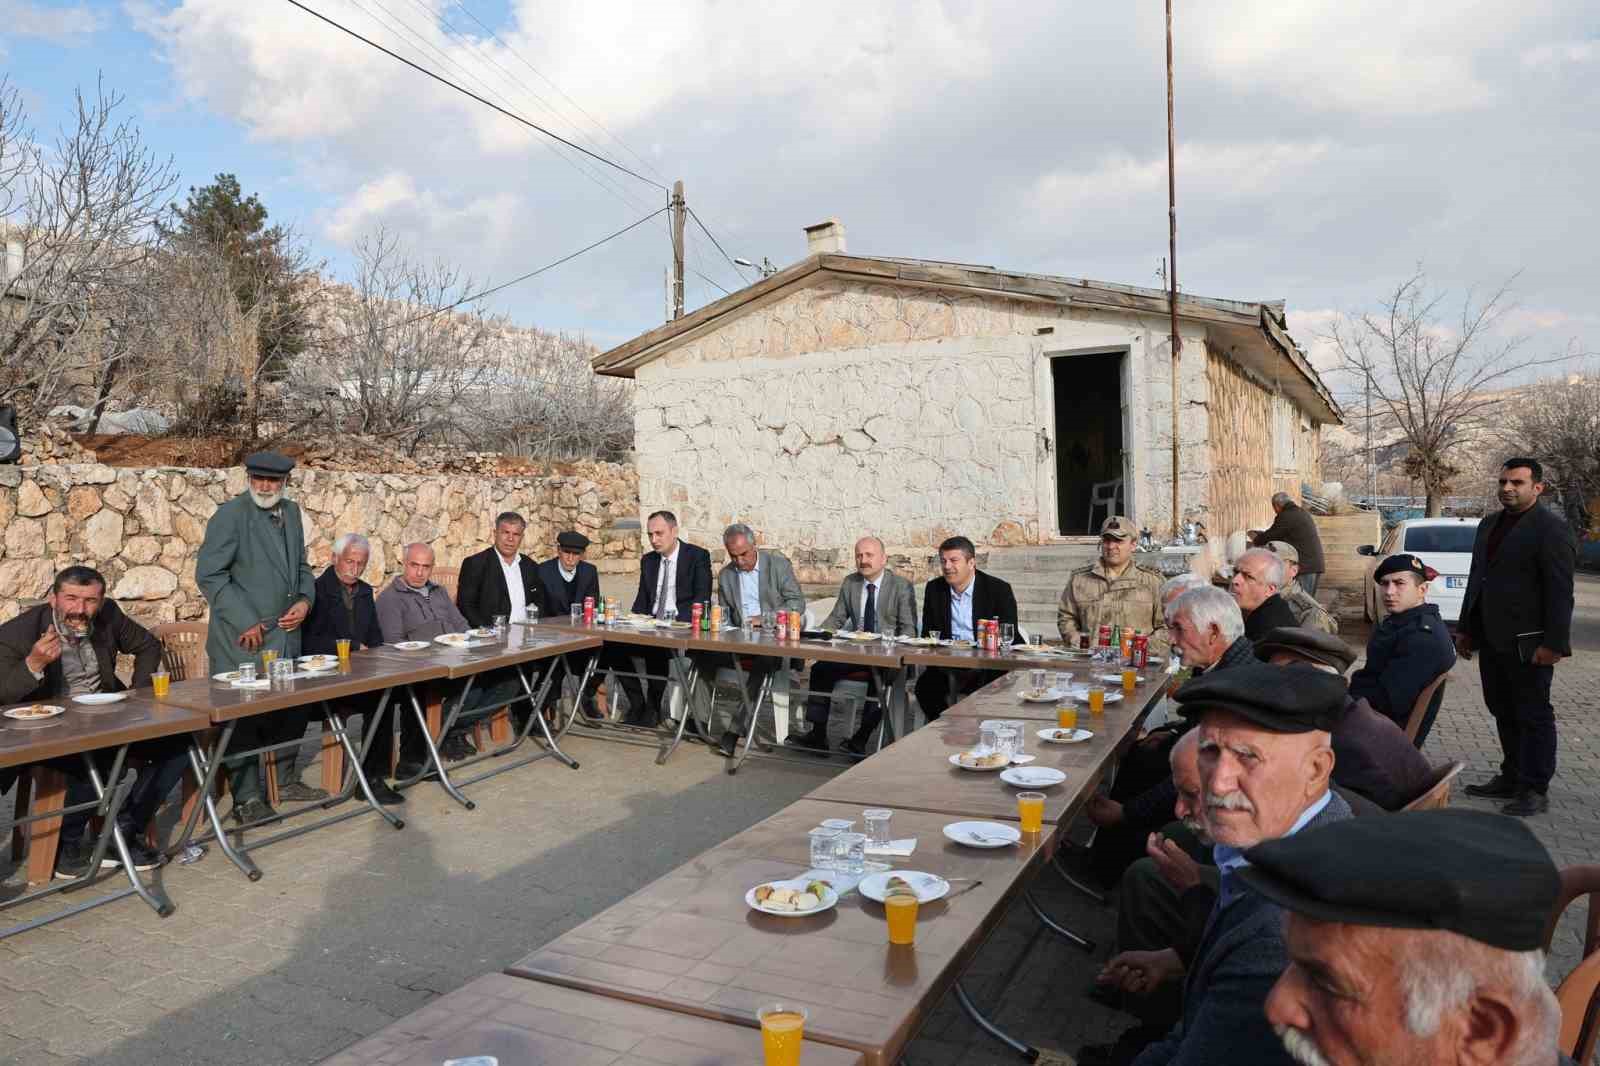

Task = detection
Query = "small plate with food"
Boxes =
[943,639,976,649]
[212,670,244,683]
[4,704,65,721]
[434,633,473,647]
[949,750,1009,771]
[392,641,431,651]
[746,877,838,917]
[1000,766,1067,788]
[1018,688,1063,704]
[298,654,339,672]
[1037,727,1094,745]
[859,870,949,904]
[1071,688,1123,705]
[72,693,127,706]
[943,820,1022,849]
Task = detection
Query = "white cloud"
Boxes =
[1519,39,1598,68]
[0,0,102,46]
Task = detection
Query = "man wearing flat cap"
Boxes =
[1243,810,1571,1066]
[1131,661,1352,1066]
[196,451,320,824]
[1349,553,1456,746]
[537,531,603,719]
[1264,541,1337,635]
[1059,516,1169,659]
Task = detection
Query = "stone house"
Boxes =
[594,221,1340,583]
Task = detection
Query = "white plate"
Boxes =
[745,878,839,917]
[3,704,65,721]
[1018,688,1064,703]
[1099,674,1147,684]
[392,641,430,651]
[212,670,244,683]
[944,821,1022,849]
[1001,766,1067,788]
[949,752,1009,772]
[434,633,472,647]
[859,870,950,904]
[72,692,127,705]
[231,679,270,689]
[298,656,339,671]
[1071,689,1124,705]
[1009,753,1036,765]
[1037,727,1095,745]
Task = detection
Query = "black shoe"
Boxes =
[231,798,279,826]
[1503,790,1550,817]
[784,730,829,752]
[276,781,329,803]
[393,759,429,781]
[839,736,869,757]
[366,778,406,806]
[1464,774,1519,799]
[53,837,94,880]
[440,735,473,761]
[101,835,165,872]
[716,731,740,758]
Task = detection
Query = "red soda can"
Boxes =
[691,602,704,629]
[1132,633,1149,669]
[986,619,999,651]
[582,596,595,626]
[775,609,789,637]
[1096,623,1113,649]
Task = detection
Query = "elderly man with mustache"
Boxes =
[1128,661,1353,1066]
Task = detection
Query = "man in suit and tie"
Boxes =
[535,531,603,720]
[457,512,546,628]
[789,535,917,755]
[914,536,1021,720]
[607,510,712,727]
[1458,457,1577,817]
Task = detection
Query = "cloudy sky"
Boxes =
[3,0,1595,384]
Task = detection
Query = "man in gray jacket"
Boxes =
[790,535,916,755]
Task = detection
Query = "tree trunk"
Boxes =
[1424,483,1445,517]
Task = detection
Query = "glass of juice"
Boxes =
[151,668,170,698]
[335,638,352,665]
[757,1004,807,1066]
[1056,704,1078,731]
[885,892,919,945]
[260,648,278,673]
[1087,686,1106,716]
[1017,791,1045,833]
[1121,668,1137,692]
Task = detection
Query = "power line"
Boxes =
[687,206,752,285]
[281,0,665,190]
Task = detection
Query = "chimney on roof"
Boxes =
[804,218,847,257]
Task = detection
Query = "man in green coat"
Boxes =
[195,451,319,824]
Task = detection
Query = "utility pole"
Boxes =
[670,180,686,319]
[1166,0,1182,539]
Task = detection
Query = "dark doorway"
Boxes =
[1053,351,1125,534]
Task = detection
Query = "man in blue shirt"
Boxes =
[914,536,1020,719]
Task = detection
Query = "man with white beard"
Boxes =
[196,451,319,825]
[1130,661,1353,1066]
[1241,810,1572,1066]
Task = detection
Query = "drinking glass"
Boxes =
[757,1004,807,1066]
[740,615,754,638]
[1029,668,1046,694]
[809,827,840,870]
[1057,704,1079,730]
[821,817,854,834]
[663,606,677,626]
[880,629,895,650]
[570,604,582,626]
[1088,686,1106,716]
[863,808,892,847]
[885,893,919,946]
[837,832,867,874]
[335,638,351,665]
[1000,623,1016,647]
[1030,633,1044,648]
[927,630,940,642]
[1121,668,1137,692]
[151,668,170,697]
[260,648,278,672]
[1008,719,1027,757]
[492,613,508,638]
[978,724,999,753]
[1054,670,1073,694]
[527,603,540,626]
[1017,791,1046,833]
[995,722,1020,761]
[238,662,256,683]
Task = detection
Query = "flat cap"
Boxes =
[1237,810,1559,952]
[243,451,294,478]
[556,531,591,551]
[1254,626,1359,674]
[1100,515,1138,540]
[1265,540,1299,564]
[1374,552,1438,583]
[1175,660,1345,733]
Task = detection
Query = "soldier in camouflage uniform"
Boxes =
[1058,516,1169,659]
[1265,540,1338,634]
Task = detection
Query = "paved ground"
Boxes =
[0,575,1595,1065]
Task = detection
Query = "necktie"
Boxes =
[864,581,878,634]
[654,557,671,619]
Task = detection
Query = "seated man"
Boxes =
[913,536,1020,720]
[1059,516,1169,659]
[700,523,806,758]
[1348,553,1456,742]
[1128,661,1352,1066]
[301,533,403,805]
[0,565,184,876]
[791,535,917,756]
[375,542,522,768]
[607,510,712,727]
[1245,810,1569,1066]
[457,511,546,627]
[1229,547,1299,640]
[535,531,603,720]
[1263,541,1337,634]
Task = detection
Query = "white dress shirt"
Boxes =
[737,556,763,622]
[499,552,527,622]
[949,578,975,640]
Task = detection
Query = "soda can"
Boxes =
[1120,627,1135,661]
[691,602,704,630]
[986,619,999,651]
[1096,623,1113,649]
[776,609,788,637]
[710,602,722,630]
[582,597,595,626]
[789,611,802,640]
[1132,633,1150,669]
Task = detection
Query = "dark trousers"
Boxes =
[690,652,774,737]
[227,711,318,805]
[805,661,881,742]
[913,667,990,720]
[1090,730,1183,884]
[62,738,191,842]
[547,650,600,716]
[606,646,673,725]
[1480,645,1557,793]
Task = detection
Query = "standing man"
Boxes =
[1249,491,1325,596]
[1458,458,1577,817]
[457,511,545,627]
[914,536,1020,720]
[195,451,320,824]
[1229,548,1298,641]
[792,535,917,755]
[1059,516,1169,658]
[1347,554,1456,742]
[608,510,712,727]
[536,531,603,720]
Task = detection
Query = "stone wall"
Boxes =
[0,461,640,626]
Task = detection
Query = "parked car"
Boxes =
[1356,517,1478,624]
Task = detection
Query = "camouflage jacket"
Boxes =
[1282,580,1338,634]
[1057,559,1169,657]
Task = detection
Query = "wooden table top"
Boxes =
[156,651,448,723]
[939,668,1169,721]
[506,799,1051,1066]
[0,693,211,769]
[319,973,864,1066]
[899,643,1098,672]
[360,628,601,680]
[678,628,906,668]
[541,618,691,652]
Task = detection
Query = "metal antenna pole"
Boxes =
[1166,0,1182,538]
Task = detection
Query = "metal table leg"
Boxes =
[81,752,176,918]
[394,678,477,810]
[1024,888,1095,952]
[727,660,775,774]
[321,695,405,830]
[447,658,584,788]
[653,654,703,765]
[953,981,1040,1063]
[176,722,260,881]
[1053,850,1108,904]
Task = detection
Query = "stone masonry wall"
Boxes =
[0,462,640,627]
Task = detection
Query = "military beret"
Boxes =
[1175,660,1345,732]
[1100,515,1138,540]
[1265,540,1299,563]
[243,451,294,478]
[1374,553,1437,583]
[1236,810,1559,952]
[556,531,591,551]
[1254,626,1359,674]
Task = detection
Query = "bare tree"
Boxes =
[471,330,634,460]
[1504,369,1600,533]
[1323,270,1575,515]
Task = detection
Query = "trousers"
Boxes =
[1479,645,1557,793]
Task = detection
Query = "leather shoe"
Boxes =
[784,730,829,753]
[366,779,406,805]
[716,731,740,758]
[440,734,473,761]
[1503,790,1550,817]
[838,736,869,757]
[393,759,430,781]
[231,798,279,826]
[276,781,329,803]
[1464,775,1518,799]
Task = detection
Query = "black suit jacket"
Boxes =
[921,570,1021,642]
[0,601,163,706]
[302,566,384,655]
[1460,503,1576,655]
[536,558,601,617]
[1243,593,1299,642]
[456,546,546,628]
[631,542,713,619]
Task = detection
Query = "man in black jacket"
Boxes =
[457,511,546,627]
[1347,553,1456,744]
[1230,548,1298,640]
[608,510,712,727]
[1249,492,1325,594]
[1458,458,1577,817]
[0,565,183,876]
[535,531,603,720]
[913,536,1020,720]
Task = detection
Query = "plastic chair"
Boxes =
[1544,866,1600,1063]
[1087,478,1123,532]
[431,566,461,600]
[1399,760,1462,812]
[151,622,209,681]
[1404,670,1451,749]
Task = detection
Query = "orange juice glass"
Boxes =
[757,1004,807,1066]
[885,892,919,945]
[260,649,278,672]
[1056,704,1078,730]
[335,638,352,665]
[1121,668,1137,692]
[1088,686,1106,716]
[1017,791,1046,833]
[151,671,170,698]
